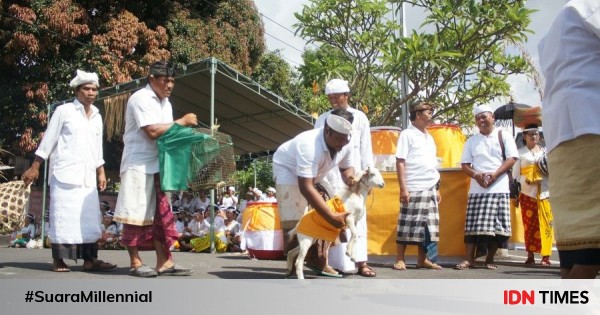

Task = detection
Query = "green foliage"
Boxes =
[233,157,274,195]
[295,0,535,128]
[251,50,295,101]
[295,0,400,114]
[298,45,354,86]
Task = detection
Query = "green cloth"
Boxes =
[157,123,216,191]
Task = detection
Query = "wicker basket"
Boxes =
[513,106,542,128]
[0,181,31,234]
[188,128,236,191]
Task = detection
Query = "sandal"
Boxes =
[525,257,535,265]
[157,264,193,276]
[484,259,497,270]
[51,260,71,272]
[540,257,552,266]
[453,261,472,270]
[416,261,443,270]
[392,261,407,270]
[485,263,498,270]
[83,259,117,272]
[306,264,342,278]
[129,264,158,278]
[357,264,376,277]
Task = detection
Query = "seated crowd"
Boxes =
[169,185,276,253]
[8,186,276,254]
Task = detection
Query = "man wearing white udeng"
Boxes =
[314,79,376,277]
[21,70,116,273]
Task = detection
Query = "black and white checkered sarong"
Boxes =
[464,193,511,237]
[396,188,439,243]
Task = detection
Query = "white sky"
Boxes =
[253,0,566,108]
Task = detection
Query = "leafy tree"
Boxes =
[297,43,398,121]
[233,157,274,196]
[295,0,400,121]
[0,0,266,155]
[251,50,295,101]
[294,0,535,127]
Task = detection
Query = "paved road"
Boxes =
[0,247,569,279]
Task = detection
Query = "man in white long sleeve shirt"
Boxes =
[22,70,116,273]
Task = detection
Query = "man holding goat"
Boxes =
[273,108,355,277]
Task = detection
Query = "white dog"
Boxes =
[286,167,385,279]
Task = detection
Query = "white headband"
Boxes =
[523,127,539,132]
[326,114,353,135]
[473,105,493,116]
[325,79,350,95]
[69,70,99,88]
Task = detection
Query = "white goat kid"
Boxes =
[286,167,385,279]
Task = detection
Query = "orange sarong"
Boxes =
[296,196,346,242]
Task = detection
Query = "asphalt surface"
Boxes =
[0,246,569,279]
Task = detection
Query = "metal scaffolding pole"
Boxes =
[396,2,409,129]
[209,57,217,253]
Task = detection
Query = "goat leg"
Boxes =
[345,216,358,262]
[295,234,316,279]
[286,245,300,278]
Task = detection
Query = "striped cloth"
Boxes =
[537,152,549,176]
[464,193,511,237]
[396,188,439,243]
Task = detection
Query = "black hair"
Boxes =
[149,61,176,77]
[408,101,435,121]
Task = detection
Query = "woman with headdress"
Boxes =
[512,124,554,265]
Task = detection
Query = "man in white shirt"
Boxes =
[113,61,197,277]
[194,190,210,211]
[220,186,238,208]
[455,105,518,271]
[252,188,265,201]
[273,108,355,277]
[538,0,600,278]
[264,187,277,202]
[393,101,442,271]
[314,79,376,277]
[22,70,116,273]
[236,190,255,223]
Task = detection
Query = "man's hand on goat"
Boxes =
[346,176,356,187]
[327,211,350,229]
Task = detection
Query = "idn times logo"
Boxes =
[503,290,589,305]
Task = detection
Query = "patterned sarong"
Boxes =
[519,192,554,256]
[396,188,439,243]
[120,174,179,260]
[464,193,511,237]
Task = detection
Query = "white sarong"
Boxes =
[114,169,156,226]
[48,177,101,244]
